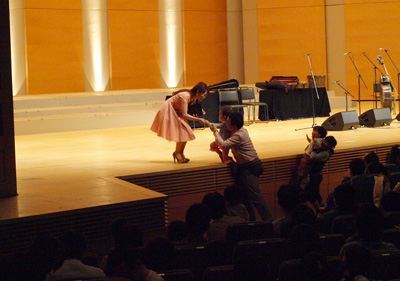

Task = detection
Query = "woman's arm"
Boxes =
[180,97,209,125]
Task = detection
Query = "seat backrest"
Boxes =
[350,175,375,205]
[158,269,195,281]
[382,228,400,249]
[225,221,274,248]
[331,215,356,239]
[174,244,207,281]
[389,171,400,189]
[319,233,345,256]
[232,238,290,279]
[218,88,240,104]
[202,265,234,281]
[239,87,255,101]
[369,251,400,281]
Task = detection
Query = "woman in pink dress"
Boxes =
[151,82,210,163]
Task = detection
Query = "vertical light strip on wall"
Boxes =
[82,0,110,92]
[9,0,27,96]
[159,0,184,88]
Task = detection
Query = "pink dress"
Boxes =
[151,92,195,142]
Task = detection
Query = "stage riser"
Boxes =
[120,144,394,221]
[0,199,167,257]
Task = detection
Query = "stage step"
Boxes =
[13,89,171,135]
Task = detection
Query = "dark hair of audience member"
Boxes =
[280,204,316,238]
[224,184,243,207]
[105,246,143,278]
[145,237,175,272]
[334,182,355,211]
[300,251,334,281]
[354,203,384,242]
[277,185,300,212]
[202,192,227,220]
[389,144,400,166]
[167,220,187,242]
[58,229,87,259]
[364,161,388,176]
[381,191,400,212]
[185,203,210,242]
[234,252,273,281]
[341,244,370,281]
[364,152,379,166]
[290,223,321,259]
[113,223,143,249]
[349,158,365,176]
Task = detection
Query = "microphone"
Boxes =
[377,55,383,60]
[344,52,351,55]
[380,48,388,51]
[303,54,310,57]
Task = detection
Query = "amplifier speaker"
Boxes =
[359,108,392,127]
[321,110,359,131]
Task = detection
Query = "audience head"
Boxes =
[105,246,145,280]
[145,237,175,272]
[333,182,355,211]
[114,223,143,249]
[349,158,365,177]
[323,136,337,152]
[389,144,400,165]
[381,191,400,212]
[185,203,210,239]
[364,161,387,176]
[355,203,384,242]
[228,112,244,130]
[234,252,273,281]
[58,229,87,259]
[292,204,316,227]
[167,220,187,242]
[224,184,243,207]
[290,223,321,259]
[202,192,227,220]
[300,252,333,281]
[277,185,300,213]
[313,126,327,139]
[364,151,379,166]
[341,244,370,281]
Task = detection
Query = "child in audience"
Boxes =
[224,184,250,221]
[297,126,327,188]
[210,106,234,163]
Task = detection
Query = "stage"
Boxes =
[1,105,400,256]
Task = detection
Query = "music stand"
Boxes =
[334,80,354,112]
[362,52,385,109]
[295,54,320,131]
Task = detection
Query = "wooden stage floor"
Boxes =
[1,106,400,222]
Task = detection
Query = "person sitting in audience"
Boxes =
[144,237,175,272]
[167,220,187,243]
[389,144,400,167]
[363,151,380,168]
[106,246,165,281]
[365,161,391,208]
[273,184,301,237]
[340,243,371,281]
[290,223,322,259]
[184,203,210,244]
[300,251,335,281]
[224,184,250,221]
[340,203,397,255]
[322,182,356,229]
[234,252,273,281]
[280,204,316,238]
[52,230,106,281]
[342,158,366,184]
[201,192,243,242]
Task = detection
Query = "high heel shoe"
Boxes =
[173,152,189,163]
[181,153,190,163]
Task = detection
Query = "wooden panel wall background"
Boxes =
[257,0,327,84]
[182,0,228,86]
[24,0,84,95]
[108,0,161,90]
[344,0,400,101]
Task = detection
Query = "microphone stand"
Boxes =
[362,52,385,109]
[295,54,320,131]
[382,49,400,114]
[335,81,354,112]
[346,52,368,115]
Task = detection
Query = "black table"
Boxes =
[259,87,331,120]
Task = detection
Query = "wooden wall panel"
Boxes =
[183,0,228,87]
[257,1,327,83]
[108,1,160,90]
[344,1,400,102]
[24,2,84,95]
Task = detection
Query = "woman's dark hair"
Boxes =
[172,81,209,97]
[325,136,337,154]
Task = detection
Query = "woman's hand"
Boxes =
[203,119,210,126]
[210,123,217,133]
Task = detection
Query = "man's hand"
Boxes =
[210,123,217,133]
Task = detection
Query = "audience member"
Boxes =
[342,158,366,184]
[234,252,273,281]
[202,192,243,242]
[290,223,322,259]
[106,246,164,281]
[52,230,106,281]
[364,161,391,208]
[389,144,400,166]
[224,184,250,221]
[184,203,210,244]
[280,204,316,238]
[273,184,301,237]
[300,251,335,281]
[167,220,187,243]
[341,203,397,255]
[341,243,371,281]
[322,182,355,228]
[144,237,175,272]
[363,151,379,167]
[381,191,400,212]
